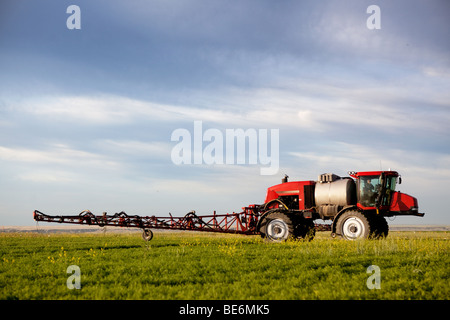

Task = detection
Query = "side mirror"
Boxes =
[398,176,402,184]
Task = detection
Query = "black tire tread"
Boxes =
[336,210,375,240]
[258,209,294,241]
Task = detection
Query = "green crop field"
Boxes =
[0,231,448,300]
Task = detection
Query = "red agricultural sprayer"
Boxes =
[34,171,424,242]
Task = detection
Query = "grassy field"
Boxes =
[0,231,448,300]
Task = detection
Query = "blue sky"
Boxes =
[1,0,449,226]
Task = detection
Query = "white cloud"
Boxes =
[12,77,449,138]
[98,139,172,158]
[310,1,450,68]
[422,67,450,78]
[0,144,119,169]
[289,141,450,183]
[19,95,178,124]
[17,170,76,183]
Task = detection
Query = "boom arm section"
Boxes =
[33,208,260,236]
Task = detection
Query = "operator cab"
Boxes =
[348,171,400,210]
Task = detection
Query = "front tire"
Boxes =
[336,210,372,240]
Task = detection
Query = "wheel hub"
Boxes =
[266,219,289,241]
[342,217,366,240]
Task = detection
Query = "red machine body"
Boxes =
[265,180,315,210]
[389,191,419,215]
[257,170,424,240]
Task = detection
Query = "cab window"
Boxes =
[359,175,380,207]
